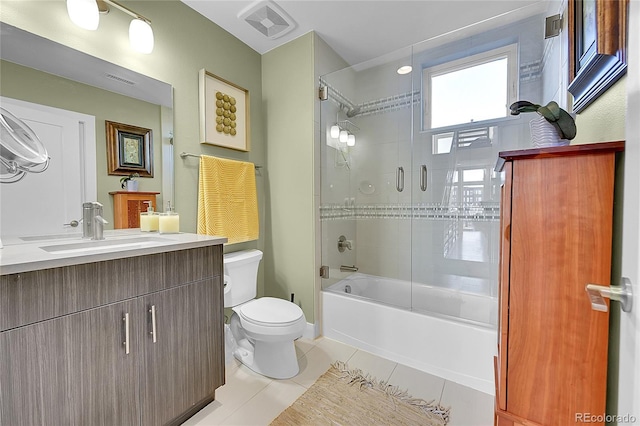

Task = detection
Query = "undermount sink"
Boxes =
[20,233,83,242]
[40,236,172,254]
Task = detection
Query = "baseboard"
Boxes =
[303,322,319,339]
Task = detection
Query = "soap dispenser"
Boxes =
[140,201,159,232]
[159,201,179,234]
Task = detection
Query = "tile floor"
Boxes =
[183,337,494,426]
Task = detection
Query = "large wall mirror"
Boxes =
[0,22,174,239]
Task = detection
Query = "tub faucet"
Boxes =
[82,201,108,240]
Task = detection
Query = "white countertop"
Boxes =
[0,229,227,275]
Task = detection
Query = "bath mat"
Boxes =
[270,361,450,426]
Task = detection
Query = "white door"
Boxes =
[619,1,640,423]
[0,97,96,239]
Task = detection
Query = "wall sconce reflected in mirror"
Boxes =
[66,0,154,54]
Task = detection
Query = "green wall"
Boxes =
[262,33,317,322]
[572,76,627,144]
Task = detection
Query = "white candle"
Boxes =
[159,213,179,234]
[140,213,159,232]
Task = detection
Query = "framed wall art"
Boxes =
[106,120,153,177]
[199,69,250,151]
[568,0,627,113]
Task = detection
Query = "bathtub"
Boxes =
[322,273,498,394]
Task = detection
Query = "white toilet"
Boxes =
[224,249,306,379]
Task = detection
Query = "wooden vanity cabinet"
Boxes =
[494,142,623,426]
[0,245,224,426]
[110,191,160,229]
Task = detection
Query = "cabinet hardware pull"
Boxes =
[123,313,130,354]
[396,167,404,192]
[150,305,157,343]
[420,165,428,191]
[586,277,633,313]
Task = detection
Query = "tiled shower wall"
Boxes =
[321,8,566,301]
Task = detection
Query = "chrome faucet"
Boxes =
[82,201,108,240]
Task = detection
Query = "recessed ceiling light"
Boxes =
[397,65,412,75]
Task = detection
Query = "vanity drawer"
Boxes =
[163,245,222,288]
[1,254,163,331]
[1,246,221,331]
[1,268,69,332]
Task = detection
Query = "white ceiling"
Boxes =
[181,0,549,66]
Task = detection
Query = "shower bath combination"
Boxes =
[319,11,553,394]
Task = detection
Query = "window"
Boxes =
[432,126,495,154]
[423,44,518,130]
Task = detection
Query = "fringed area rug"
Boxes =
[270,361,450,426]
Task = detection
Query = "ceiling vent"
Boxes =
[238,0,296,40]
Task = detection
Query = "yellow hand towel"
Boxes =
[197,155,259,244]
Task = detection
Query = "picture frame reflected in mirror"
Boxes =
[106,120,153,177]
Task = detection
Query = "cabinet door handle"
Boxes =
[149,305,157,343]
[123,313,130,355]
[396,167,404,192]
[420,165,428,191]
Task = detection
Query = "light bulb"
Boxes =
[67,0,99,30]
[339,130,348,143]
[397,65,412,75]
[347,134,356,146]
[129,19,154,54]
[330,125,340,139]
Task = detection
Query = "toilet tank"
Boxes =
[223,249,263,307]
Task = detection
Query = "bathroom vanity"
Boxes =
[0,230,226,426]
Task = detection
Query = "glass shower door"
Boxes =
[409,46,501,326]
[319,47,414,310]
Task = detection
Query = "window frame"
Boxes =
[423,44,519,131]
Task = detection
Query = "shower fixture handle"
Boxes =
[420,165,428,192]
[396,167,404,192]
[338,235,353,252]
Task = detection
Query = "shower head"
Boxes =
[346,106,361,118]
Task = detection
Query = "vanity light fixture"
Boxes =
[339,130,349,143]
[347,134,356,147]
[66,0,100,30]
[397,65,412,75]
[66,0,154,54]
[330,125,340,139]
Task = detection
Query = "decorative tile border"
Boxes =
[320,203,500,221]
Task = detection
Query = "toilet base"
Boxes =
[234,338,300,379]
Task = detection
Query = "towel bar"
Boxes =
[180,152,262,169]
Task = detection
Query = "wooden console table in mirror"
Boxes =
[110,191,160,229]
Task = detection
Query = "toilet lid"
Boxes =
[238,297,304,326]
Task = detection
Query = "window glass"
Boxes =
[424,44,517,130]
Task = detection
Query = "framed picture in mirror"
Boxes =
[106,120,153,177]
[199,69,250,151]
[568,0,627,113]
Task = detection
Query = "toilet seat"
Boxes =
[232,297,305,339]
[237,297,304,327]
